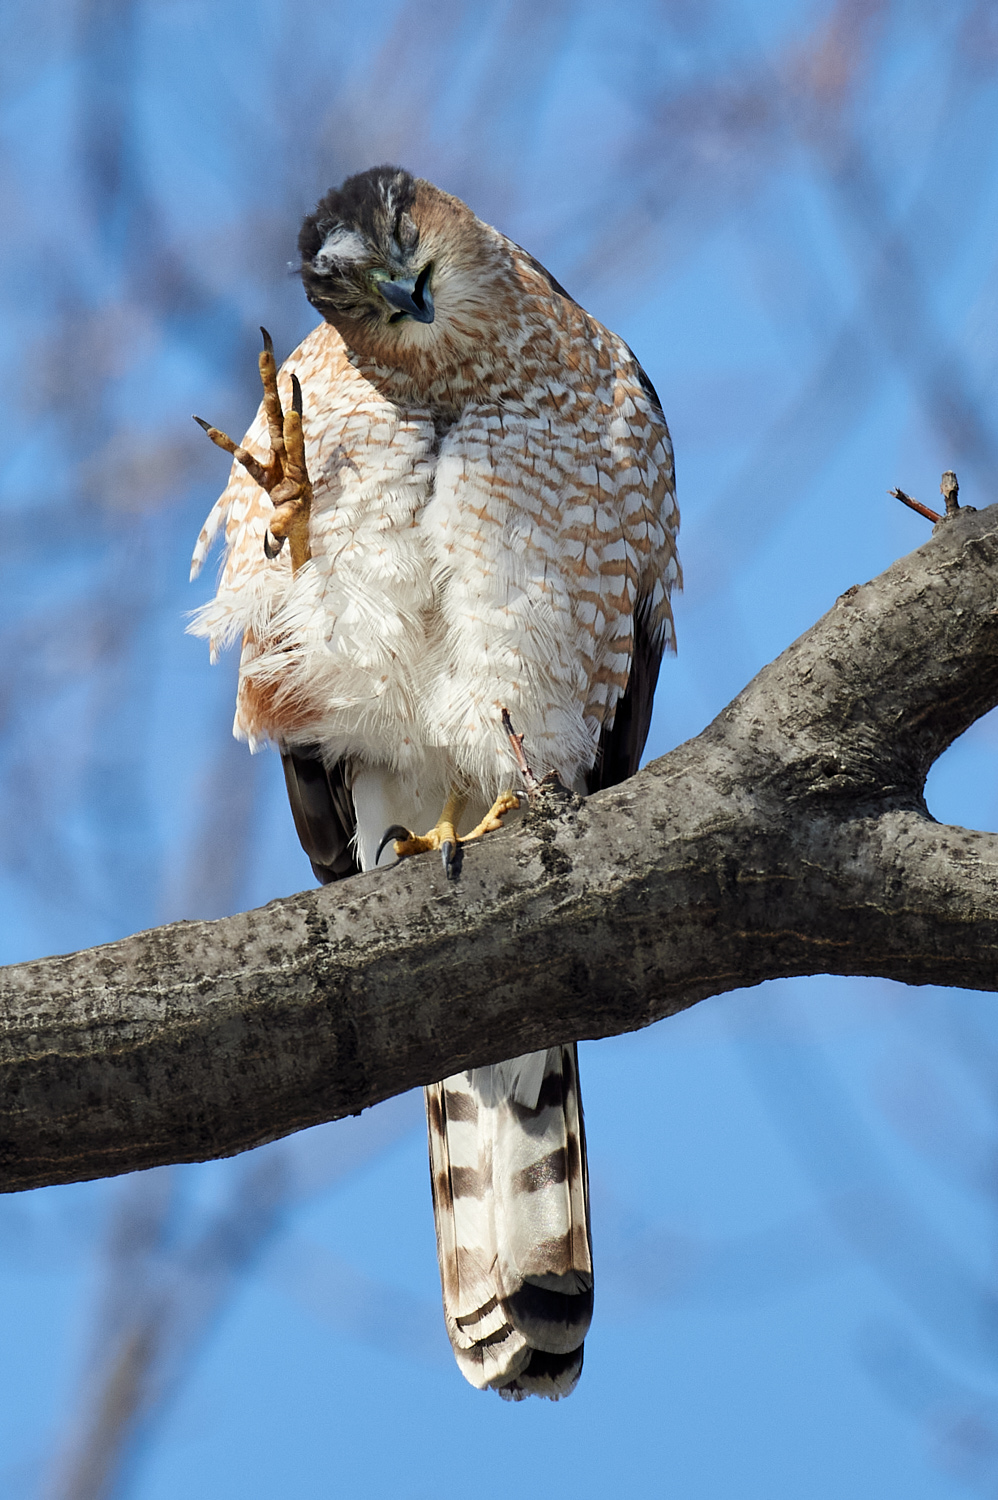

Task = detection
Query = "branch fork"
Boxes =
[890,468,967,525]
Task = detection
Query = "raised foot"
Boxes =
[376,792,522,880]
[193,327,314,573]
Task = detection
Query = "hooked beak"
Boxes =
[378,266,435,324]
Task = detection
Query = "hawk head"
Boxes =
[298,167,512,386]
[299,166,437,333]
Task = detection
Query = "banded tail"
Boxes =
[425,1044,593,1400]
[291,761,595,1398]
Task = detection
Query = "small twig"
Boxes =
[941,470,960,517]
[890,486,942,524]
[500,708,540,796]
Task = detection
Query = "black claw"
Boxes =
[263,530,285,559]
[193,415,212,432]
[440,840,456,879]
[376,825,412,864]
[260,326,274,355]
[291,372,303,416]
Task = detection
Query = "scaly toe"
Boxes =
[461,790,523,842]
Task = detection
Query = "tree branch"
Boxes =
[5,504,998,1193]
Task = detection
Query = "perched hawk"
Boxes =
[190,167,679,1399]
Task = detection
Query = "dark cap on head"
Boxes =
[298,166,418,263]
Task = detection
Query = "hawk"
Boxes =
[190,167,679,1399]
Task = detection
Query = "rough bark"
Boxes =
[4,503,998,1194]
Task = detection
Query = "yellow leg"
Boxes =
[377,789,521,878]
[391,789,468,860]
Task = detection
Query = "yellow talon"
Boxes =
[377,789,521,879]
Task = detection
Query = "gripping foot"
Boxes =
[375,790,522,880]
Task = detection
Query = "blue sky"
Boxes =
[4,1,998,1496]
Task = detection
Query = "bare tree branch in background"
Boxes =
[593,0,998,613]
[40,1097,423,1500]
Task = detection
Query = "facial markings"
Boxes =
[314,226,370,272]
